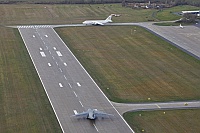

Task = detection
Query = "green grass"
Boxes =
[56,26,200,103]
[156,5,200,21]
[0,27,62,132]
[123,109,200,133]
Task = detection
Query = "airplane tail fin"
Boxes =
[105,14,113,22]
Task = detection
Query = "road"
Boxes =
[18,26,134,133]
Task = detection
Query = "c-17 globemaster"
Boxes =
[72,108,114,120]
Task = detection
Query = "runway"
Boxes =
[18,26,134,133]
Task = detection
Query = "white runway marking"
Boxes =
[64,63,67,66]
[156,104,161,109]
[64,75,67,80]
[48,63,51,67]
[56,62,58,66]
[59,83,63,88]
[93,124,99,132]
[46,46,48,50]
[52,56,55,60]
[33,35,35,38]
[49,51,51,54]
[68,83,72,88]
[53,47,56,50]
[45,35,48,37]
[40,52,46,57]
[77,82,81,87]
[73,91,77,97]
[59,68,62,72]
[39,48,42,50]
[73,110,78,115]
[79,101,83,107]
[56,51,62,57]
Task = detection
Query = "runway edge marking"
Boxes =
[18,28,65,133]
[52,28,135,133]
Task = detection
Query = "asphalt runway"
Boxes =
[18,26,134,133]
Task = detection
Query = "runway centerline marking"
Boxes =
[39,48,42,50]
[64,75,67,80]
[79,101,83,107]
[59,68,62,72]
[48,63,51,67]
[64,62,67,66]
[93,124,99,132]
[49,51,51,54]
[52,56,55,60]
[68,83,72,88]
[53,47,57,50]
[56,62,58,66]
[156,104,161,109]
[59,83,63,88]
[73,91,77,97]
[40,52,46,57]
[45,35,48,37]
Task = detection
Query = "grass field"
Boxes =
[0,4,157,26]
[56,26,200,103]
[0,27,62,132]
[123,109,200,133]
[155,5,200,21]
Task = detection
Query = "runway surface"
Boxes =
[18,26,134,133]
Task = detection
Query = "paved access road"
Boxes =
[18,26,134,133]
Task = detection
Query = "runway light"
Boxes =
[107,88,109,90]
[163,112,166,114]
[148,98,151,100]
[142,129,145,132]
[139,114,142,116]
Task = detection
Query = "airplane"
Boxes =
[82,14,115,26]
[72,108,114,120]
[179,24,184,29]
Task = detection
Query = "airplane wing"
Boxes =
[72,112,89,119]
[94,110,114,118]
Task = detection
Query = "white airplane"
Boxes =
[179,24,184,29]
[72,109,114,120]
[82,14,115,26]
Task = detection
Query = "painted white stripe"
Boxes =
[79,101,83,107]
[59,68,62,72]
[64,75,67,80]
[77,82,81,87]
[33,35,35,38]
[64,63,67,66]
[93,124,99,132]
[73,91,77,97]
[48,63,51,66]
[49,51,51,54]
[46,46,48,49]
[68,83,72,88]
[59,83,63,88]
[73,110,78,115]
[52,56,55,60]
[39,48,42,50]
[56,51,62,57]
[53,47,56,50]
[40,52,46,57]
[156,104,161,109]
[45,35,48,37]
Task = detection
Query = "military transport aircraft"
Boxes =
[72,108,114,120]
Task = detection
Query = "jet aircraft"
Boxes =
[72,109,114,120]
[82,14,115,26]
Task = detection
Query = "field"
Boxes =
[56,26,200,103]
[123,109,200,133]
[1,3,200,132]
